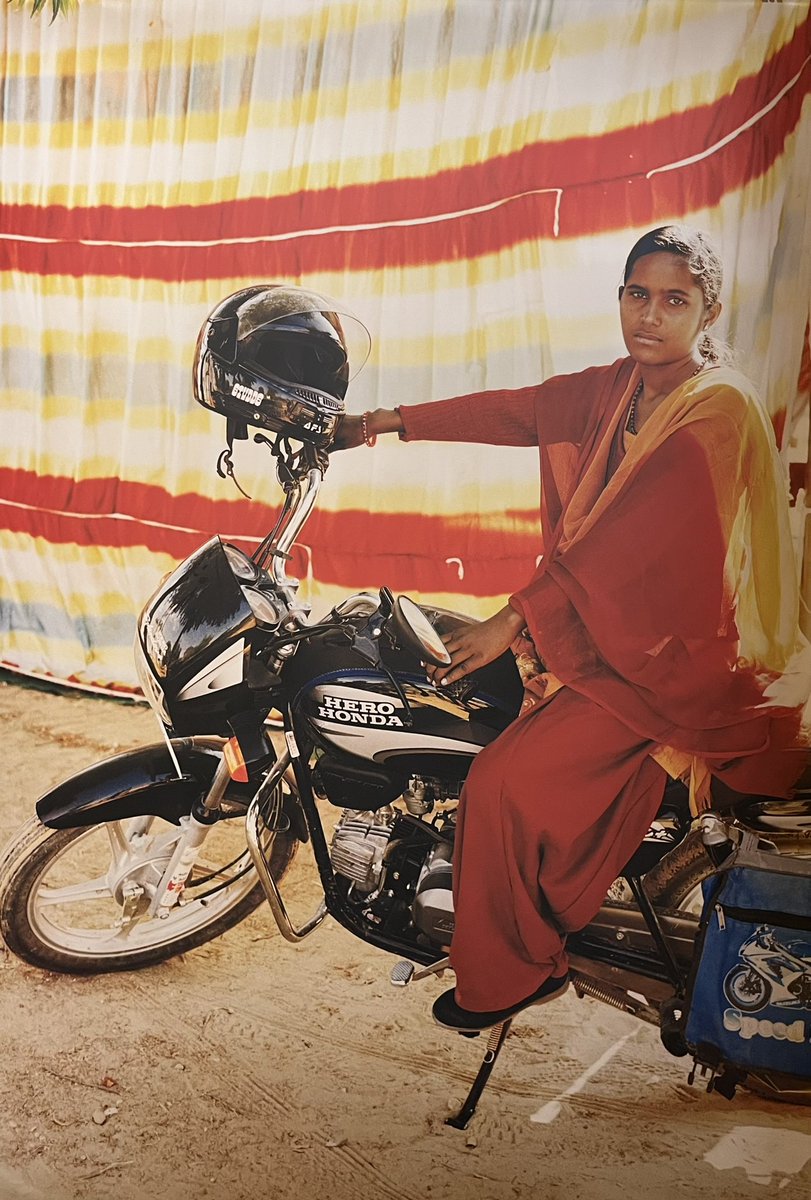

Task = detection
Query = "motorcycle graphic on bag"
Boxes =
[723,927,811,1013]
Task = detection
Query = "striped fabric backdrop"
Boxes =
[1,0,810,691]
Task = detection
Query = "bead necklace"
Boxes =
[626,360,705,435]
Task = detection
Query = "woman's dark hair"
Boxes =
[623,225,732,364]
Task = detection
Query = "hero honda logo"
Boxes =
[232,382,263,407]
[315,693,405,727]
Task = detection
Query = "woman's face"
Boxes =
[619,251,719,367]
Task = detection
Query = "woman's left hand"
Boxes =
[425,605,525,687]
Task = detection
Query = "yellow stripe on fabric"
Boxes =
[5,0,799,96]
[3,0,431,80]
[0,628,138,683]
[1,326,177,365]
[2,8,802,206]
[3,578,142,620]
[0,533,173,573]
[308,582,510,624]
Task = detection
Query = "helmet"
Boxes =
[193,285,366,448]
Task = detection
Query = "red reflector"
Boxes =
[223,737,249,782]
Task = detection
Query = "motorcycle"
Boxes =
[1,436,810,1126]
[723,927,811,1013]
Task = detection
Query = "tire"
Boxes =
[723,966,770,1012]
[0,803,297,974]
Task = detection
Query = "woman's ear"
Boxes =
[704,301,722,330]
[617,285,624,302]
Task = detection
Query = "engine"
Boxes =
[328,775,459,945]
[412,841,455,943]
[329,808,395,895]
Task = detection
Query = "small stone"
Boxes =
[91,1109,107,1126]
[465,1135,478,1149]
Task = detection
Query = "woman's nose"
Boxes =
[641,302,661,326]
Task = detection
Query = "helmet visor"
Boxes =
[236,287,371,382]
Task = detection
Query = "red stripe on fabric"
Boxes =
[0,484,541,598]
[2,21,808,246]
[1,35,809,278]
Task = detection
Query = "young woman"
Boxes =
[333,226,808,1032]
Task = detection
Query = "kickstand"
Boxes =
[445,1019,512,1130]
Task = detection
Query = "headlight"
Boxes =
[223,542,259,583]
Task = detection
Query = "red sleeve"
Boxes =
[398,385,541,445]
[398,360,632,447]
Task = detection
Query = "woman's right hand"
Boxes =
[331,408,404,451]
[331,414,366,450]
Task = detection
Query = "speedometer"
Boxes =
[243,587,282,627]
[223,543,259,583]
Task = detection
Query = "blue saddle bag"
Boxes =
[684,833,811,1091]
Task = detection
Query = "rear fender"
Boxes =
[36,740,225,830]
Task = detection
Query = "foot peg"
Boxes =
[389,956,450,987]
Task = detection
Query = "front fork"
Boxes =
[138,756,232,920]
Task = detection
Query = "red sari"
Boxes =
[400,360,808,1011]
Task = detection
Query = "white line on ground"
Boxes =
[529,1028,640,1124]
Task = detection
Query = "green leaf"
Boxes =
[6,0,75,20]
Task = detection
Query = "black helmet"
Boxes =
[193,285,367,448]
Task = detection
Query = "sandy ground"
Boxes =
[0,676,810,1200]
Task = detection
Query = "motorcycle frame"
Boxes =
[247,708,702,992]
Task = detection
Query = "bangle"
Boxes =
[361,412,377,447]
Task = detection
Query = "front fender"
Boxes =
[36,739,225,830]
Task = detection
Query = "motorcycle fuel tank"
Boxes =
[287,608,522,774]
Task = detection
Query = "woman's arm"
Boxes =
[332,389,539,451]
[332,362,633,452]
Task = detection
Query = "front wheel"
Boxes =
[723,965,771,1012]
[0,807,297,974]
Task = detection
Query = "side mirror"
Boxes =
[392,596,452,667]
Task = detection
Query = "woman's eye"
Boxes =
[668,297,686,306]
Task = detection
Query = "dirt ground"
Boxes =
[0,677,809,1200]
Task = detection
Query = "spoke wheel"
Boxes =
[0,808,296,973]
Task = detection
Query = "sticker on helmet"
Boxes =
[232,382,263,407]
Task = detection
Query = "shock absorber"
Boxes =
[571,972,659,1025]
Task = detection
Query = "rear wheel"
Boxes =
[0,802,296,974]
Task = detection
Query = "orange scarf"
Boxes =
[510,362,809,803]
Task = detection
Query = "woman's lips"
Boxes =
[633,332,662,344]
